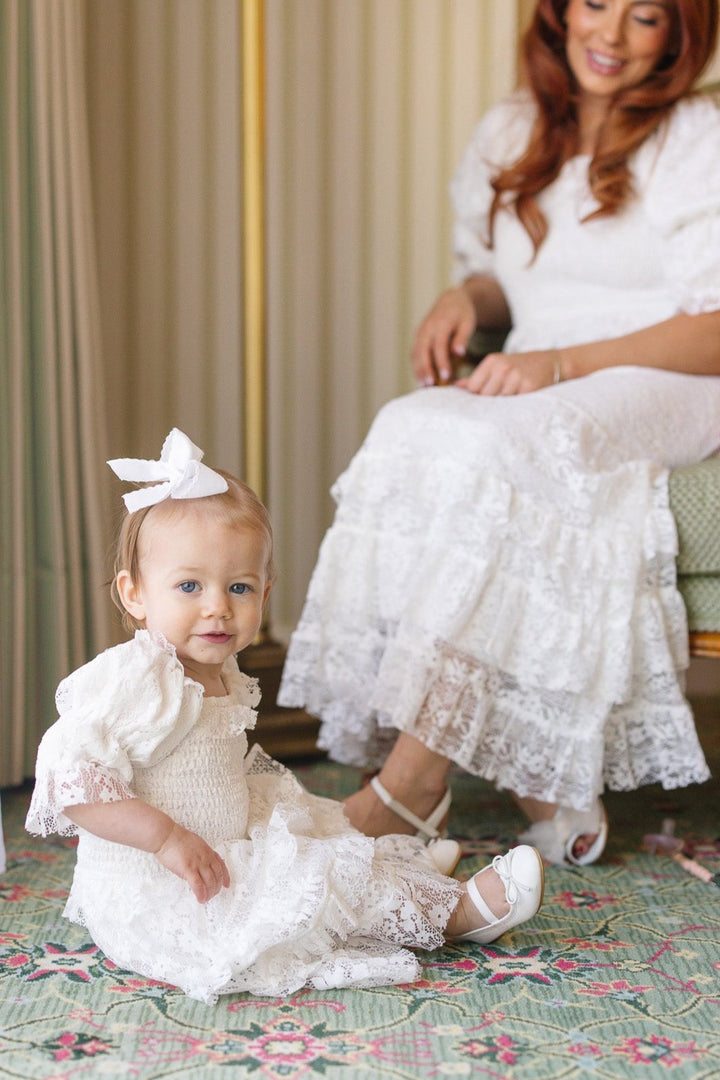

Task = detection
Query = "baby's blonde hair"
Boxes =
[110,468,275,634]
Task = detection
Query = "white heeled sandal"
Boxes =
[519,799,608,866]
[452,844,545,945]
[370,775,462,876]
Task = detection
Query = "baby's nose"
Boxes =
[203,588,231,617]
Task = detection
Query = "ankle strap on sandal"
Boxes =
[370,776,451,840]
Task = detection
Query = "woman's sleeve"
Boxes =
[644,95,720,316]
[25,633,202,837]
[450,92,535,283]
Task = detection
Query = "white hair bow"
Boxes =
[108,428,229,512]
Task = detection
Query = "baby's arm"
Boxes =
[64,799,230,904]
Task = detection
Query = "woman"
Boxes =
[278,0,720,866]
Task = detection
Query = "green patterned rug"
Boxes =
[2,701,720,1079]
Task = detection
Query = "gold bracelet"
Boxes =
[552,349,564,385]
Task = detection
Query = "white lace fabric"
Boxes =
[451,92,720,350]
[26,633,461,1003]
[279,372,720,809]
[278,93,720,810]
[26,630,208,838]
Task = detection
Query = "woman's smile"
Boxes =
[585,48,626,74]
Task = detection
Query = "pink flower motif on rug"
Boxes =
[614,1034,709,1068]
[562,936,633,951]
[569,1043,603,1059]
[0,883,31,903]
[400,978,469,999]
[554,890,621,910]
[578,979,653,1001]
[137,1017,379,1075]
[478,946,559,986]
[23,941,106,984]
[226,991,346,1014]
[41,1031,116,1063]
[457,1032,522,1066]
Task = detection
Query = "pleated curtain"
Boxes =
[0,0,112,788]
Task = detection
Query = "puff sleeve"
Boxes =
[450,91,536,283]
[25,631,204,837]
[222,663,261,735]
[643,94,720,316]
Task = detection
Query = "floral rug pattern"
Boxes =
[2,707,720,1079]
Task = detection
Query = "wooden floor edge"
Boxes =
[689,631,720,658]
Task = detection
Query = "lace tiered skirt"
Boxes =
[279,369,720,810]
[65,748,460,1004]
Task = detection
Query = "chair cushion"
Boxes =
[669,457,720,574]
[670,457,720,633]
[678,577,720,632]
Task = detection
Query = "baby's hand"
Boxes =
[154,823,230,904]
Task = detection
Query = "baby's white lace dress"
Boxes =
[278,93,720,810]
[26,632,460,1004]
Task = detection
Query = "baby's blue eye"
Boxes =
[179,581,198,594]
[230,583,251,595]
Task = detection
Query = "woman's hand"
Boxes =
[154,823,230,904]
[455,349,561,395]
[412,286,478,386]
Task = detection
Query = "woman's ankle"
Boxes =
[376,736,450,808]
[376,771,448,812]
[512,792,558,823]
[345,734,451,838]
[343,774,448,838]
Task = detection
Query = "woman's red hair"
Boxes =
[489,0,719,254]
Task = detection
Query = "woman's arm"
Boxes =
[457,309,720,396]
[412,275,512,386]
[64,800,230,904]
[561,310,720,380]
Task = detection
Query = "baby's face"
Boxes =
[118,512,270,689]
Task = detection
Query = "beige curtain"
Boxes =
[264,0,522,638]
[1,0,112,787]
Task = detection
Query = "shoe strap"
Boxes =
[370,776,450,840]
[467,852,526,926]
[466,872,499,926]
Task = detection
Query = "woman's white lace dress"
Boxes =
[278,92,720,810]
[26,631,460,1004]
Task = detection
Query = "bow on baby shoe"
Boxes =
[108,428,228,512]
